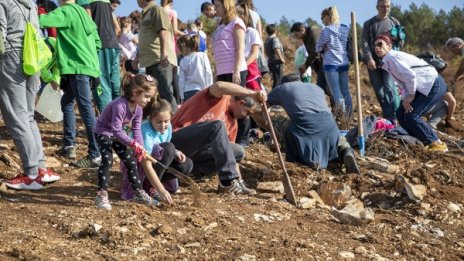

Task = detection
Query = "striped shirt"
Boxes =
[316,24,350,67]
[212,17,247,75]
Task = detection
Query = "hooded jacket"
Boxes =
[316,24,350,67]
[39,3,101,78]
[0,0,40,54]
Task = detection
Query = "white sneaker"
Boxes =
[95,190,112,210]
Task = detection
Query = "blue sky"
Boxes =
[116,0,462,26]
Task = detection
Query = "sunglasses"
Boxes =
[375,42,384,47]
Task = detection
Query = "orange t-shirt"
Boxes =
[171,89,238,142]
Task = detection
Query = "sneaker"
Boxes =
[133,189,160,206]
[426,141,448,152]
[217,179,256,195]
[95,190,112,210]
[57,146,76,159]
[5,174,44,190]
[72,156,101,168]
[39,168,60,183]
[342,148,361,174]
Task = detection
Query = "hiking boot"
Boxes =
[57,146,77,159]
[426,141,448,152]
[133,189,160,206]
[5,174,44,190]
[39,168,60,183]
[95,190,112,210]
[72,156,101,168]
[341,148,361,174]
[218,179,257,195]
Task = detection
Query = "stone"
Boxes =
[354,246,367,255]
[257,181,284,193]
[236,254,256,261]
[430,227,444,237]
[339,251,355,259]
[203,222,218,232]
[358,156,399,174]
[332,204,375,226]
[93,223,102,233]
[447,202,461,213]
[308,190,326,206]
[396,175,427,201]
[317,182,352,207]
[45,156,61,168]
[173,245,185,254]
[0,153,21,170]
[299,197,316,209]
[184,242,201,248]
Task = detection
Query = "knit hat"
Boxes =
[375,34,392,45]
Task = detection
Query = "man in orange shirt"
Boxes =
[171,81,265,194]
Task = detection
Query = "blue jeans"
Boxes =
[61,74,100,158]
[325,68,351,113]
[368,68,400,120]
[396,76,446,145]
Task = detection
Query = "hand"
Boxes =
[402,95,414,113]
[129,140,146,162]
[232,71,241,84]
[175,150,186,162]
[298,65,307,75]
[158,189,173,205]
[50,80,59,91]
[367,59,377,71]
[160,55,169,67]
[254,90,267,103]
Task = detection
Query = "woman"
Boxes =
[316,6,352,114]
[212,0,247,86]
[375,34,448,152]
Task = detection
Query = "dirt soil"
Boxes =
[1,43,464,260]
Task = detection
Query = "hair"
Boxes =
[160,0,172,7]
[445,37,464,50]
[110,0,121,4]
[321,6,340,25]
[186,22,198,33]
[149,99,172,119]
[37,0,58,12]
[281,73,302,84]
[201,2,214,13]
[233,96,256,108]
[120,16,132,29]
[235,3,252,28]
[236,0,255,10]
[177,34,200,53]
[377,0,391,6]
[375,34,393,45]
[121,73,158,101]
[218,0,237,25]
[266,24,277,35]
[290,22,305,33]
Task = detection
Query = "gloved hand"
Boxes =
[129,140,145,162]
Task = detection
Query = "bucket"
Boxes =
[36,84,63,123]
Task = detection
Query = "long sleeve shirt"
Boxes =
[178,52,213,100]
[381,50,438,98]
[316,24,350,67]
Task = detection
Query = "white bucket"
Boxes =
[36,84,63,123]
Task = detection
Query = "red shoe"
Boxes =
[39,168,61,183]
[5,174,44,190]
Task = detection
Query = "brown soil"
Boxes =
[1,43,464,260]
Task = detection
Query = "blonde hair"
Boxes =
[322,6,340,25]
[219,0,237,25]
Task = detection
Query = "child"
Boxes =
[93,74,173,210]
[39,0,102,167]
[177,34,213,102]
[119,17,138,74]
[264,24,285,88]
[294,39,312,82]
[140,99,193,196]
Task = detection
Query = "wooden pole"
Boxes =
[351,12,365,156]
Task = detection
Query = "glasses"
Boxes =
[375,42,384,47]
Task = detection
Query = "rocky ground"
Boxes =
[1,50,464,260]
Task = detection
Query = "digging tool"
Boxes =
[351,12,365,156]
[261,102,297,206]
[144,153,201,206]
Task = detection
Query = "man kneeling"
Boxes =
[255,74,360,173]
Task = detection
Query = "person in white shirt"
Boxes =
[375,34,448,152]
[177,34,213,102]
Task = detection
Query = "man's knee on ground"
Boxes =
[231,143,245,162]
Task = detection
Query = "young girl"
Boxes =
[140,99,193,196]
[119,17,138,74]
[93,74,173,210]
[177,34,213,102]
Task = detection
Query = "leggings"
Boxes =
[96,133,142,191]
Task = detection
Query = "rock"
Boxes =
[152,224,173,236]
[354,246,367,255]
[177,228,187,235]
[395,175,427,201]
[339,251,355,259]
[317,182,352,207]
[235,254,256,261]
[184,242,201,248]
[173,245,185,254]
[299,197,316,209]
[254,213,272,223]
[203,222,218,232]
[430,227,444,237]
[447,202,461,213]
[0,153,21,170]
[255,193,276,199]
[257,181,284,193]
[0,182,8,192]
[332,204,375,226]
[308,190,326,207]
[358,156,399,174]
[45,156,61,168]
[93,223,102,233]
[73,182,82,187]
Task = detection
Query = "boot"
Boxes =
[341,148,361,174]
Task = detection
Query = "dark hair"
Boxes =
[236,0,255,10]
[121,73,158,101]
[194,18,203,27]
[265,24,277,35]
[161,0,173,6]
[236,3,252,28]
[110,0,121,4]
[290,22,304,33]
[149,99,172,119]
[201,2,213,13]
[36,0,57,12]
[233,96,256,108]
[280,73,302,84]
[177,34,200,52]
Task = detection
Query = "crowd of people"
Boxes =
[0,0,462,209]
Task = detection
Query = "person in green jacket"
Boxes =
[39,0,103,168]
[40,37,60,91]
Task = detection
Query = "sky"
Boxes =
[116,0,463,26]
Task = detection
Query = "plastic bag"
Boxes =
[23,22,52,75]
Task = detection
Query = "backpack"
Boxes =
[417,51,447,73]
[389,20,406,50]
